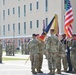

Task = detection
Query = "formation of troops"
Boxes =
[0,29,76,75]
[28,29,76,75]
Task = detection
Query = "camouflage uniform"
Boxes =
[21,43,25,54]
[46,34,59,74]
[56,41,65,74]
[0,40,2,63]
[61,39,68,71]
[28,36,42,74]
[25,42,29,54]
[70,40,76,72]
[37,40,44,73]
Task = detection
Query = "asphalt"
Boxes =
[0,53,76,75]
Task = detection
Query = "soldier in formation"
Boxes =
[6,42,15,56]
[0,40,2,63]
[28,34,43,74]
[21,40,29,55]
[70,35,76,73]
[60,34,68,72]
[45,29,59,75]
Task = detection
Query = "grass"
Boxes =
[2,50,29,61]
[2,57,27,61]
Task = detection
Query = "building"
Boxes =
[0,0,76,49]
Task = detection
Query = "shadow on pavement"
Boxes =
[32,73,48,75]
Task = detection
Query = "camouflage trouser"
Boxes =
[62,56,68,69]
[30,54,40,70]
[56,56,61,70]
[0,53,2,63]
[70,54,76,70]
[47,52,58,70]
[38,53,43,70]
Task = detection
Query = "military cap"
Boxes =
[32,34,37,36]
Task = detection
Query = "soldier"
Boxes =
[36,34,43,73]
[28,34,43,74]
[56,37,65,74]
[25,39,29,54]
[21,41,24,54]
[70,36,76,73]
[0,40,2,63]
[61,34,68,72]
[66,38,73,72]
[45,29,59,74]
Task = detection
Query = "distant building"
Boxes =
[0,0,76,49]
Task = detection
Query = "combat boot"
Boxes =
[31,69,37,74]
[37,69,43,73]
[52,69,55,75]
[48,70,52,75]
[64,68,67,72]
[74,69,76,73]
[56,69,61,74]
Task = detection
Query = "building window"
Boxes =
[18,23,20,34]
[30,3,32,11]
[36,20,39,28]
[13,7,15,14]
[8,9,10,15]
[24,22,26,34]
[3,10,5,20]
[24,5,26,16]
[3,25,5,35]
[64,0,67,9]
[18,6,20,17]
[3,0,5,5]
[45,18,48,26]
[3,40,5,47]
[8,24,10,31]
[45,0,48,12]
[18,39,21,47]
[30,21,32,29]
[36,1,39,9]
[13,23,15,31]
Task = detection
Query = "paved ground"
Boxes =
[0,53,76,75]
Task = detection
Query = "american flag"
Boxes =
[64,0,74,38]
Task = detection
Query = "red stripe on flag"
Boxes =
[64,0,74,38]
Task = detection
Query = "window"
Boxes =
[18,23,20,34]
[30,3,32,11]
[36,20,39,28]
[8,24,10,31]
[36,1,39,9]
[3,10,5,20]
[24,22,26,34]
[3,40,6,48]
[3,0,5,5]
[30,21,32,28]
[45,0,48,12]
[64,0,67,9]
[18,39,21,47]
[13,23,15,31]
[45,18,48,26]
[13,7,15,14]
[3,25,5,35]
[18,6,20,17]
[8,9,10,15]
[24,5,26,16]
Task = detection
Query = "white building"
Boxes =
[0,0,76,48]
